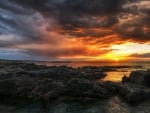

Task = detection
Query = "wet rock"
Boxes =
[122,70,150,87]
[63,78,119,98]
[0,60,149,105]
[122,75,129,84]
[129,70,146,84]
[0,79,64,101]
[143,70,150,87]
[120,70,150,104]
[0,79,16,96]
[119,83,150,104]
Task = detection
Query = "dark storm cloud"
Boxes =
[130,53,150,58]
[115,22,150,42]
[115,0,150,42]
[53,0,125,30]
[25,46,112,58]
[1,0,150,42]
[0,0,32,15]
[13,0,125,15]
[12,0,150,41]
[0,0,150,60]
[26,48,88,58]
[0,0,44,47]
[13,0,126,38]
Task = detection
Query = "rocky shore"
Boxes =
[0,60,149,106]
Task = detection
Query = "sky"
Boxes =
[0,0,150,61]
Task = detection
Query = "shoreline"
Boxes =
[0,60,149,112]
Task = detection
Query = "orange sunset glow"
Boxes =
[0,0,149,61]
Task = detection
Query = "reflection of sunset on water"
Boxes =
[102,71,131,82]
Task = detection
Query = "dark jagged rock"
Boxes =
[0,60,149,105]
[119,83,150,104]
[0,78,120,102]
[63,78,120,98]
[122,70,150,87]
[0,62,106,81]
[143,70,150,87]
[122,75,129,84]
[0,60,110,102]
[129,70,146,84]
[0,79,64,101]
[120,70,150,104]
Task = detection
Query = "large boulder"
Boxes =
[143,70,150,87]
[122,70,150,87]
[129,70,146,84]
[119,83,150,104]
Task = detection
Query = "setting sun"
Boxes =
[115,58,119,62]
[100,51,127,61]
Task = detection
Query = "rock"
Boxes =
[0,60,149,105]
[0,79,16,96]
[0,61,108,81]
[63,78,120,98]
[0,78,120,101]
[143,70,150,87]
[119,83,150,104]
[122,75,129,84]
[0,79,64,101]
[122,70,150,87]
[129,70,146,84]
[120,70,150,104]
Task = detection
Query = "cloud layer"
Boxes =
[0,0,150,60]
